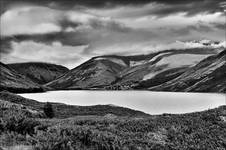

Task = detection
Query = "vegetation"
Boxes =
[43,102,55,118]
[1,94,225,149]
[0,91,148,118]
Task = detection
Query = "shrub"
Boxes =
[43,102,55,118]
[3,114,40,135]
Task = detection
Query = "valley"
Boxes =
[1,48,225,93]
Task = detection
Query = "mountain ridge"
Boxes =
[8,62,69,85]
[0,62,44,93]
[148,50,226,92]
[1,48,225,93]
[46,48,225,92]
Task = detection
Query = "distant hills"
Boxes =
[0,62,44,93]
[1,48,225,93]
[46,48,225,93]
[8,62,69,85]
[0,62,69,93]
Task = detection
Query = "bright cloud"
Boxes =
[0,41,89,69]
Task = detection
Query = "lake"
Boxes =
[20,91,226,115]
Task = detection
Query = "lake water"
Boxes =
[20,91,226,115]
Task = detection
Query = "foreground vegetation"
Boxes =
[0,92,225,150]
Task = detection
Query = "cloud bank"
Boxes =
[0,0,225,68]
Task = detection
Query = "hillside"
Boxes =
[148,50,226,92]
[0,91,148,118]
[0,92,225,149]
[1,48,224,93]
[8,62,69,85]
[46,57,127,89]
[0,62,44,93]
[46,48,223,92]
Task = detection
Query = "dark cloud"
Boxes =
[2,0,224,7]
[0,38,12,54]
[58,19,81,30]
[0,5,133,54]
[138,0,225,18]
[211,22,226,30]
[1,32,89,48]
[2,0,225,16]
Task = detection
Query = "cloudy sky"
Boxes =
[0,0,226,68]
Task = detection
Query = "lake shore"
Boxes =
[20,90,226,115]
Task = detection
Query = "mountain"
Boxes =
[46,57,127,89]
[0,91,149,118]
[0,62,44,93]
[47,48,221,91]
[148,50,226,92]
[8,62,69,85]
[2,48,224,93]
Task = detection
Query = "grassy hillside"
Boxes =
[0,91,148,118]
[149,50,226,92]
[8,62,69,85]
[0,62,44,93]
[0,92,225,150]
[46,48,221,92]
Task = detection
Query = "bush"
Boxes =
[0,118,5,132]
[43,102,55,118]
[3,114,40,135]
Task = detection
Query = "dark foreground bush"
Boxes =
[43,102,55,118]
[2,112,40,135]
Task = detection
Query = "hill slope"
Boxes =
[0,62,44,93]
[47,48,221,92]
[148,50,226,92]
[0,91,149,118]
[46,57,127,89]
[8,62,69,85]
[1,91,225,149]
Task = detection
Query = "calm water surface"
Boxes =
[20,91,226,115]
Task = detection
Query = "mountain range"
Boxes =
[0,48,225,93]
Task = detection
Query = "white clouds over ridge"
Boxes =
[0,40,89,69]
[0,2,225,67]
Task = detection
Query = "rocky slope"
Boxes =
[0,62,44,93]
[148,50,226,92]
[8,62,69,85]
[47,48,221,91]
